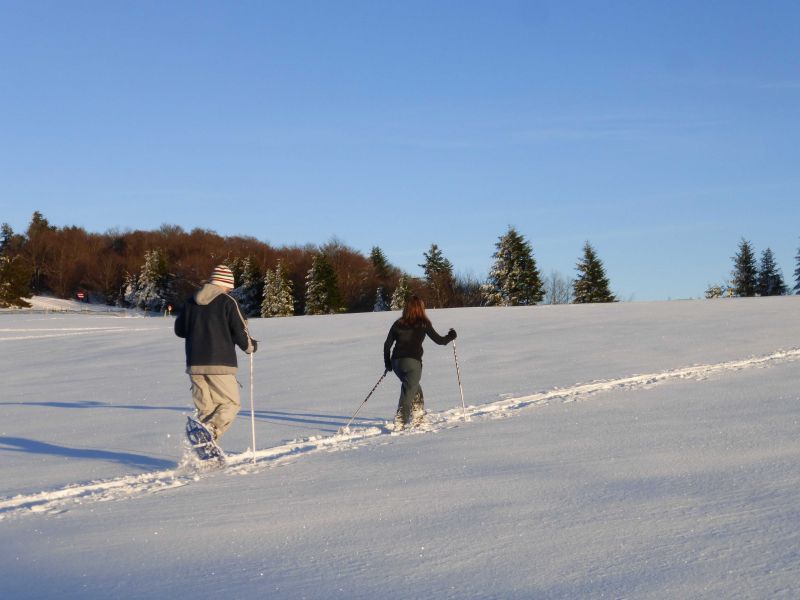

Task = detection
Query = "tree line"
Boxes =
[1,212,618,312]
[705,238,800,299]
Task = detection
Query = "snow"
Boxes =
[1,296,799,599]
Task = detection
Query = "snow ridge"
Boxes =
[2,347,799,520]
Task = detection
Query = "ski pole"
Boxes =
[341,370,389,432]
[452,339,467,421]
[249,350,256,464]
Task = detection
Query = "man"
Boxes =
[174,264,257,442]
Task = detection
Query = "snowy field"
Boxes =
[1,297,799,599]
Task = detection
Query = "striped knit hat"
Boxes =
[209,264,235,290]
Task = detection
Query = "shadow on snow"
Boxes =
[250,409,384,432]
[0,436,175,470]
[2,400,187,412]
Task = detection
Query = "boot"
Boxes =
[411,391,425,427]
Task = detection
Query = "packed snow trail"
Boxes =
[2,346,799,520]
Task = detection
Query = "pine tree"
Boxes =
[125,248,171,312]
[794,241,800,295]
[0,223,15,255]
[261,262,295,317]
[231,256,264,317]
[483,226,544,306]
[370,246,391,281]
[25,211,56,294]
[573,242,616,303]
[757,248,787,296]
[730,238,758,297]
[0,254,33,308]
[304,253,342,315]
[0,223,31,308]
[419,244,455,308]
[390,274,412,310]
[373,287,389,311]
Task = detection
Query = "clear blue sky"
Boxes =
[2,0,798,300]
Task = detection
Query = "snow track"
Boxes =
[0,326,162,341]
[3,347,799,520]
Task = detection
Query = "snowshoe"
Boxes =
[185,416,225,464]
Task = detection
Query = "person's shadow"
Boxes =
[0,436,174,470]
[252,410,383,433]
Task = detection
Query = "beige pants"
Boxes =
[190,374,240,439]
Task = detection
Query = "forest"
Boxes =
[0,213,598,314]
[0,212,421,313]
[3,212,794,313]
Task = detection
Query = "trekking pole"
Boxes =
[341,370,389,433]
[452,340,467,421]
[249,350,257,464]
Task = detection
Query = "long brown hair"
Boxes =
[399,295,431,328]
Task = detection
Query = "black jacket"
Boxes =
[384,320,454,369]
[174,283,252,374]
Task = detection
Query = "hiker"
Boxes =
[383,295,456,430]
[174,264,257,442]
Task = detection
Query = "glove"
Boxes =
[448,328,457,340]
[385,360,392,373]
[248,339,258,354]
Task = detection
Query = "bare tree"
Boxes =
[543,270,573,305]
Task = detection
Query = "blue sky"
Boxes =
[2,0,798,300]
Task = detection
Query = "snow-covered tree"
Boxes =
[419,244,455,308]
[0,223,30,308]
[573,242,615,303]
[125,248,171,312]
[483,227,544,306]
[231,256,264,317]
[730,238,758,297]
[305,253,342,315]
[0,254,32,308]
[757,248,787,296]
[373,287,389,312]
[390,274,412,310]
[261,262,294,318]
[704,283,727,299]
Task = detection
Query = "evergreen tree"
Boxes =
[419,244,455,308]
[25,211,56,294]
[231,256,264,317]
[261,262,295,317]
[482,226,544,306]
[1,223,15,255]
[0,223,31,307]
[0,254,33,308]
[730,238,758,297]
[573,242,616,303]
[390,274,412,310]
[373,287,389,311]
[125,248,171,312]
[794,241,800,295]
[757,248,787,296]
[370,246,391,281]
[304,253,342,315]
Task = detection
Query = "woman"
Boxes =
[383,296,457,430]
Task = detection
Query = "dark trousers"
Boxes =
[392,357,424,424]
